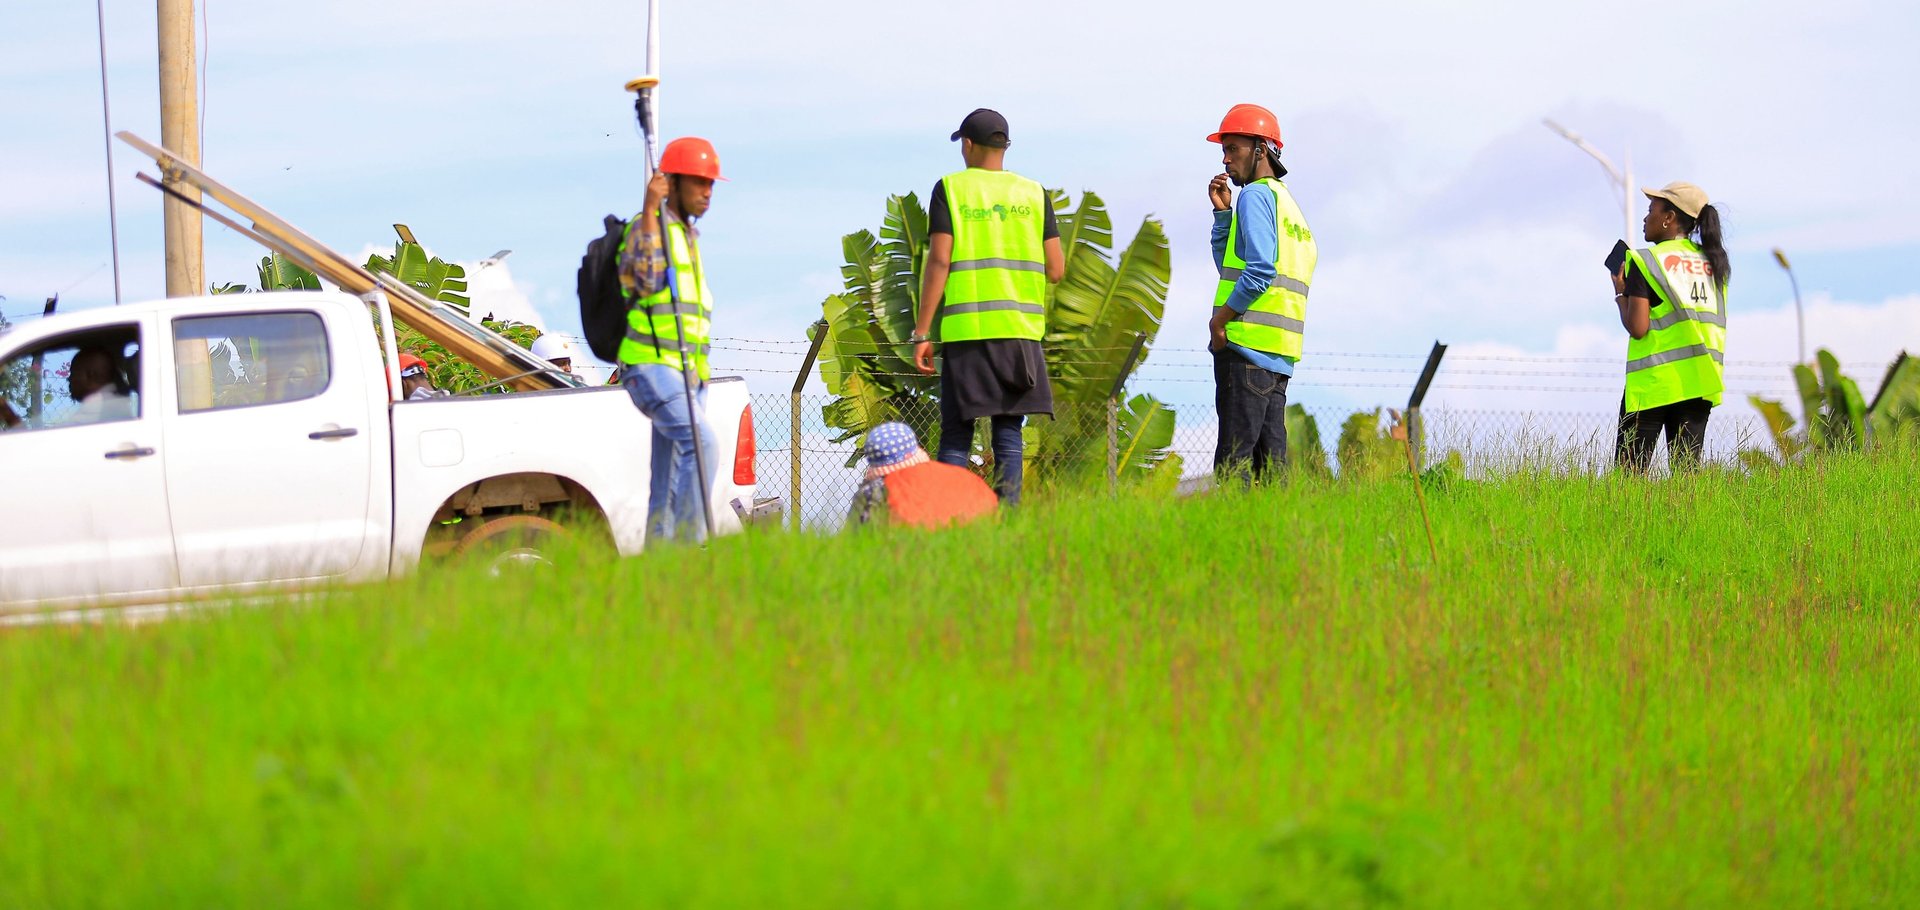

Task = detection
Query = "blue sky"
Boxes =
[4,0,1917,414]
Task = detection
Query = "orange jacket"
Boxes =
[882,461,998,529]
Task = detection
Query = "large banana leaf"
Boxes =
[366,232,470,311]
[1048,189,1112,282]
[1816,348,1867,451]
[878,192,928,343]
[1867,353,1919,446]
[258,252,321,291]
[1047,214,1170,404]
[1791,363,1822,445]
[839,229,886,320]
[838,222,920,379]
[819,198,939,453]
[1049,212,1166,342]
[820,372,895,444]
[817,296,857,397]
[1746,394,1803,462]
[1113,393,1175,478]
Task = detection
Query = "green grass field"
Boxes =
[4,456,1917,908]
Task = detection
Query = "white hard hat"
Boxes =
[531,334,573,362]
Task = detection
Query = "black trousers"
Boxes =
[1616,396,1712,473]
[1214,351,1290,485]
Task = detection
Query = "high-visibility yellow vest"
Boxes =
[1217,177,1316,359]
[617,214,711,381]
[938,168,1048,343]
[1624,238,1726,412]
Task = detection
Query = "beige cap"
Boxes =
[1642,181,1710,219]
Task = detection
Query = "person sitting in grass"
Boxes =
[847,421,998,529]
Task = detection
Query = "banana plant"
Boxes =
[815,189,1178,490]
[1744,348,1920,465]
[1796,349,1867,452]
[1866,353,1919,448]
[366,225,471,312]
[1742,396,1806,468]
[208,253,321,295]
[396,318,541,394]
[216,233,523,394]
[259,251,322,291]
[360,226,537,392]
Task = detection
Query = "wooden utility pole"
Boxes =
[157,0,202,297]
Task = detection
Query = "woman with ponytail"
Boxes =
[1610,181,1730,473]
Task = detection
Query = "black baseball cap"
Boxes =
[950,108,1010,148]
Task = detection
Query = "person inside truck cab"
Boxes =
[0,344,134,430]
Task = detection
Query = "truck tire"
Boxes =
[450,515,569,575]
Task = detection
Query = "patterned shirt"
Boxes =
[618,208,695,301]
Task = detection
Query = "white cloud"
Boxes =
[459,260,543,330]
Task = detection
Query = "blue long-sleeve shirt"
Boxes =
[1210,186,1297,376]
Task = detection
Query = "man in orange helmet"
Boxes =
[1205,103,1317,485]
[618,136,723,543]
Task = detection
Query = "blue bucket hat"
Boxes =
[864,422,923,469]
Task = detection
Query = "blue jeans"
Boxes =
[1214,350,1290,486]
[621,364,715,544]
[937,410,1026,506]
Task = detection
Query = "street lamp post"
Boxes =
[1772,248,1806,365]
[1543,119,1635,246]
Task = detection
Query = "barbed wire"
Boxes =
[715,364,1799,395]
[0,319,1877,383]
[707,338,1859,371]
[751,389,1781,528]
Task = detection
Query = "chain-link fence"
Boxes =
[0,315,1783,530]
[0,346,94,429]
[749,392,1769,529]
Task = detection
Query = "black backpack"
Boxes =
[577,214,631,363]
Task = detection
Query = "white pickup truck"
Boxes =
[0,290,764,615]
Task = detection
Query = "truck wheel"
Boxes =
[450,515,569,575]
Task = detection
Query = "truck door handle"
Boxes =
[308,427,360,440]
[104,446,156,460]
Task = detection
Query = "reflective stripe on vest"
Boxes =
[1218,267,1311,296]
[950,257,1045,273]
[617,215,713,381]
[1623,238,1726,412]
[938,168,1048,343]
[1627,343,1725,372]
[1216,177,1316,359]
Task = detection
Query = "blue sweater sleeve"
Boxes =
[1223,187,1279,315]
[1210,209,1232,275]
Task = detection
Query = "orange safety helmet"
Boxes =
[1207,103,1283,148]
[659,137,726,181]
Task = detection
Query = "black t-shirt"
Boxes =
[927,179,1060,238]
[1624,265,1653,302]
